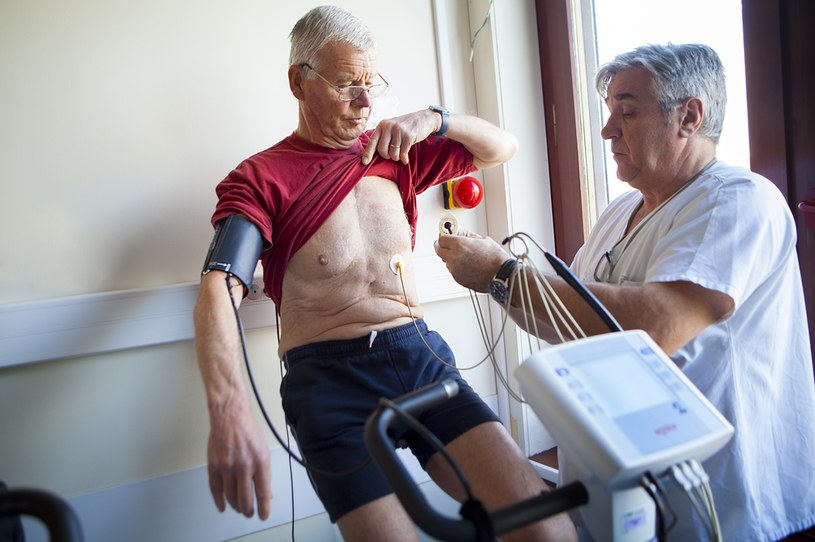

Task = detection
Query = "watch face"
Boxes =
[490,280,509,305]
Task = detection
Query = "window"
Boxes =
[582,0,750,216]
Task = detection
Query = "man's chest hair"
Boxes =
[288,175,412,278]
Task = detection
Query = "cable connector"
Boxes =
[689,459,710,485]
[681,461,702,488]
[670,463,693,492]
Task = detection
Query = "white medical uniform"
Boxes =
[567,161,815,541]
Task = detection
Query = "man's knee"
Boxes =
[336,494,419,542]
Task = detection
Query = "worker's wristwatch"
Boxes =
[429,105,450,137]
[489,259,518,306]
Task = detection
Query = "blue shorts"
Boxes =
[280,319,499,522]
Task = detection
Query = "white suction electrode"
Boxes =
[389,254,404,275]
[439,214,458,235]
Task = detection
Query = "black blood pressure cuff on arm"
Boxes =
[201,215,263,294]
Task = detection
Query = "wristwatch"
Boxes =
[429,105,450,137]
[489,259,518,306]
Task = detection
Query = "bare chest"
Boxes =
[286,176,412,281]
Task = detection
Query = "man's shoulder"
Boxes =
[232,134,327,178]
[704,161,787,207]
[705,161,772,189]
[692,162,796,244]
[242,134,298,162]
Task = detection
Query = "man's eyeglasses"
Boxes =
[301,63,389,102]
[593,250,615,283]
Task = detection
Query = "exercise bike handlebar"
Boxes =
[363,378,588,542]
[0,488,84,542]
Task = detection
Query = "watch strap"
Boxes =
[429,105,450,137]
[489,259,517,305]
[494,258,517,282]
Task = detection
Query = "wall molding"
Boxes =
[20,446,427,542]
[20,397,499,542]
[0,254,467,368]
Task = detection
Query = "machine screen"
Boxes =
[550,337,714,457]
[574,352,669,418]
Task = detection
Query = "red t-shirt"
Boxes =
[212,131,475,307]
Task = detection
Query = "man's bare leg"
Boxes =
[425,421,577,541]
[336,493,420,542]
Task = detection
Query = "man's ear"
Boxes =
[289,65,305,100]
[679,97,704,137]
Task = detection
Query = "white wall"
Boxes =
[0,0,451,304]
[0,1,552,540]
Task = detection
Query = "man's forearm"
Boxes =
[446,114,518,170]
[505,269,732,355]
[504,270,611,343]
[194,272,251,416]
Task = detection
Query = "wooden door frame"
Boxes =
[741,1,788,195]
[534,0,586,264]
[743,0,815,365]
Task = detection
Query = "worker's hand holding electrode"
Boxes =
[434,229,509,293]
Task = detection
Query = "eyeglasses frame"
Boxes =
[593,250,615,282]
[300,63,389,102]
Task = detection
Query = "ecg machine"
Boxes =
[366,329,733,541]
[517,329,733,541]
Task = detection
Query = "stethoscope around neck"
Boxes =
[592,158,717,283]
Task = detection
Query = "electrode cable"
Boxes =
[226,274,372,479]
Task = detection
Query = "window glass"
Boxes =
[590,0,749,206]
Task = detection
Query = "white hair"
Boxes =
[289,5,376,72]
[596,43,727,143]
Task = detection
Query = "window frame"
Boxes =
[534,0,592,263]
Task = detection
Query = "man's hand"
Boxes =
[434,230,510,292]
[361,108,518,169]
[361,109,439,165]
[206,404,272,520]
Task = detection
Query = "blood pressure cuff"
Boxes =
[201,215,263,293]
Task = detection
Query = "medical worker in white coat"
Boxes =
[435,43,815,541]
